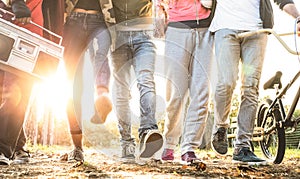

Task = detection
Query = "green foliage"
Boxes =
[229,94,240,118]
[293,109,300,118]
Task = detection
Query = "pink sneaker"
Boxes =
[161,148,174,161]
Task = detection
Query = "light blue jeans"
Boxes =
[111,30,158,145]
[88,30,111,91]
[163,26,214,155]
[213,29,267,150]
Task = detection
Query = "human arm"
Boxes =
[282,3,300,18]
[282,3,300,32]
[153,0,168,38]
[274,0,300,31]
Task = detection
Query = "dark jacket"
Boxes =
[199,0,217,28]
[111,0,152,24]
[261,0,294,28]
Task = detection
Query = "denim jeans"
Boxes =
[213,29,267,149]
[62,12,111,133]
[111,30,158,144]
[0,73,33,158]
[163,27,214,154]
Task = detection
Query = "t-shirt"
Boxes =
[74,0,101,11]
[209,0,263,32]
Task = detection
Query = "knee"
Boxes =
[241,77,260,98]
[215,83,235,95]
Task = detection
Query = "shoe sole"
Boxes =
[162,158,174,162]
[232,159,269,166]
[179,158,204,165]
[0,160,10,165]
[12,158,29,165]
[120,157,136,164]
[91,95,112,124]
[139,132,163,158]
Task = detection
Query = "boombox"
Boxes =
[0,16,64,81]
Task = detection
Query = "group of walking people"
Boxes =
[0,0,300,167]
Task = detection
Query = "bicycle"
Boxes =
[236,28,300,164]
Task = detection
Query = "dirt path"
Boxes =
[1,147,299,178]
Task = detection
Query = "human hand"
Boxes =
[297,20,300,36]
[11,0,31,24]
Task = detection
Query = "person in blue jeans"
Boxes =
[62,0,112,162]
[111,0,163,163]
[209,0,300,165]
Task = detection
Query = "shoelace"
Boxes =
[217,128,226,141]
[72,148,83,158]
[241,148,255,157]
[126,144,135,154]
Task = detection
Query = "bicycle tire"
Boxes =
[257,102,286,164]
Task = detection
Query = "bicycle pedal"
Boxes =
[253,127,264,134]
[252,127,264,141]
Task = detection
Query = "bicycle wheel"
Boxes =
[257,102,286,164]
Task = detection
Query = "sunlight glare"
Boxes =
[32,61,70,122]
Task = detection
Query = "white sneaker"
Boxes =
[139,130,163,158]
[12,149,30,164]
[121,143,136,163]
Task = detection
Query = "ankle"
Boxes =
[96,86,109,96]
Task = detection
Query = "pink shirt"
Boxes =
[167,0,211,22]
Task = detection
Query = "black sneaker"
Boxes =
[67,147,84,162]
[13,149,30,164]
[139,129,163,158]
[211,127,228,155]
[233,147,267,165]
[0,153,10,165]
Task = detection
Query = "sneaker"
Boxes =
[0,153,10,165]
[13,149,30,164]
[90,93,112,124]
[233,147,267,165]
[121,143,136,163]
[68,147,84,162]
[211,127,228,155]
[181,151,198,163]
[139,129,163,158]
[161,148,174,161]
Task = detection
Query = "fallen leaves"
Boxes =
[1,147,299,178]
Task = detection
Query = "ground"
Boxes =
[1,146,299,179]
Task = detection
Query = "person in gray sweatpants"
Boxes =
[158,0,216,163]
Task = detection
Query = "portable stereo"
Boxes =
[0,9,64,81]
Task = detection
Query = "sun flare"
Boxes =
[30,62,70,122]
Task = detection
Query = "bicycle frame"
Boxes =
[266,70,300,134]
